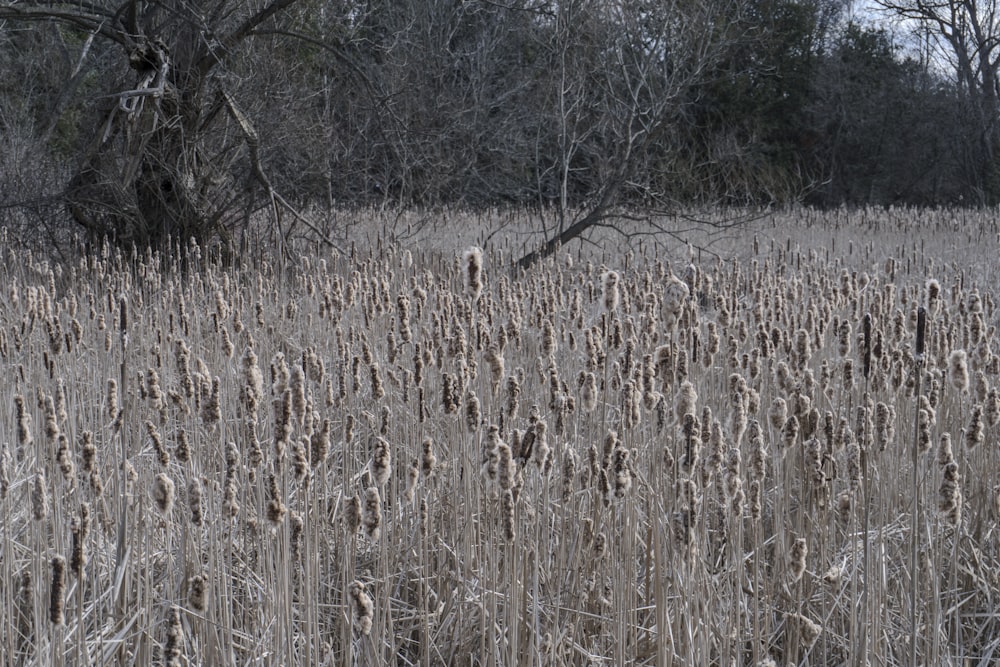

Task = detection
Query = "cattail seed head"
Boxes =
[788,537,808,583]
[532,418,550,470]
[55,434,76,489]
[500,488,515,540]
[925,278,941,315]
[782,415,799,448]
[965,404,984,449]
[612,445,632,498]
[70,503,90,576]
[875,401,894,451]
[749,479,762,521]
[949,349,970,392]
[15,395,33,449]
[372,436,392,486]
[938,432,954,466]
[345,494,362,535]
[602,270,620,312]
[49,555,65,625]
[793,612,822,648]
[767,397,787,432]
[403,458,420,503]
[153,473,175,515]
[176,429,191,464]
[362,486,382,541]
[289,511,304,562]
[986,388,1000,427]
[938,461,962,527]
[838,320,852,357]
[188,574,207,612]
[164,606,183,667]
[310,418,331,467]
[462,246,484,303]
[821,562,843,587]
[484,345,505,392]
[118,295,128,337]
[242,347,264,420]
[32,469,49,521]
[497,441,515,490]
[266,473,286,524]
[188,477,203,526]
[675,380,698,422]
[420,436,437,479]
[349,580,374,635]
[465,393,481,432]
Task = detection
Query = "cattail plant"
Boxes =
[788,536,808,583]
[462,246,484,303]
[164,606,183,667]
[362,486,382,541]
[602,270,621,312]
[32,468,49,521]
[188,477,203,526]
[153,473,176,515]
[15,394,33,452]
[70,503,90,576]
[349,581,374,636]
[371,436,392,486]
[964,404,985,449]
[949,349,970,393]
[188,573,207,612]
[420,436,437,480]
[266,473,286,525]
[49,555,66,625]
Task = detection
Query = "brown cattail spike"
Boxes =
[863,313,872,379]
[49,555,66,625]
[153,473,175,515]
[164,606,183,667]
[349,581,374,635]
[915,307,926,359]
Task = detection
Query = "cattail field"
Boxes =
[2,207,1000,666]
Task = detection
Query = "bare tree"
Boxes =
[875,0,1000,202]
[515,0,745,269]
[0,0,312,250]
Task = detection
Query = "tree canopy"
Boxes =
[0,0,992,256]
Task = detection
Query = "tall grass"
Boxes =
[1,207,1000,665]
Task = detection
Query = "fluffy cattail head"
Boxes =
[153,473,175,515]
[949,349,970,392]
[675,380,698,422]
[188,477,203,526]
[349,580,374,635]
[372,436,392,486]
[465,393,481,432]
[462,246,484,302]
[344,494,362,536]
[49,555,66,625]
[362,486,382,541]
[925,278,941,314]
[793,612,822,649]
[500,488,516,541]
[188,574,207,612]
[782,415,799,448]
[266,473,286,524]
[15,394,33,448]
[788,536,808,583]
[32,469,49,521]
[965,404,985,449]
[602,270,621,312]
[164,606,183,667]
[420,436,437,479]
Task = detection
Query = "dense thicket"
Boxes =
[0,0,992,250]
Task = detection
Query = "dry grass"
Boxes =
[2,207,1000,666]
